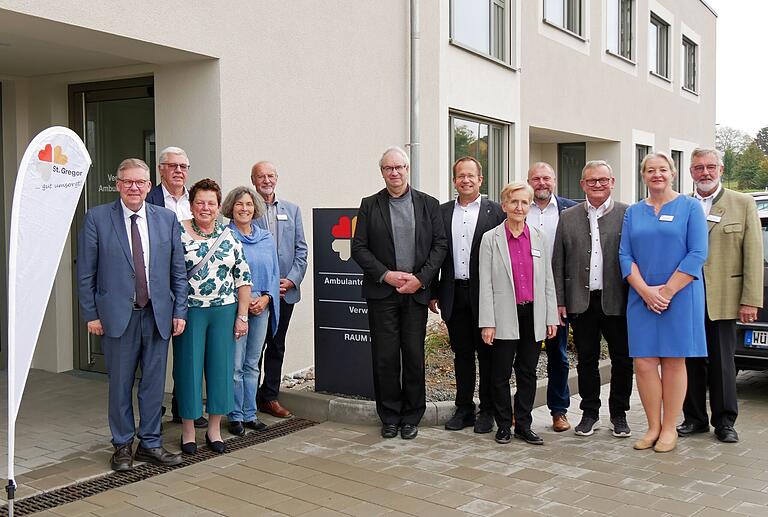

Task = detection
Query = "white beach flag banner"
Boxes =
[7,127,91,491]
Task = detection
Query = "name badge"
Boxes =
[707,214,722,223]
[185,242,201,252]
[276,214,289,221]
[659,215,674,222]
[531,249,541,257]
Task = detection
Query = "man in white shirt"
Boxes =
[526,162,577,432]
[146,146,192,221]
[145,147,205,427]
[430,157,505,433]
[552,161,633,438]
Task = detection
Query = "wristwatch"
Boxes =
[237,314,248,323]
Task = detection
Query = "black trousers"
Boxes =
[446,282,492,414]
[569,291,633,419]
[367,292,428,426]
[257,300,295,402]
[683,317,738,428]
[491,303,539,431]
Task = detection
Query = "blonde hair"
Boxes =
[640,151,677,176]
[499,181,534,203]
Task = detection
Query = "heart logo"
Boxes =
[332,216,352,238]
[331,239,352,261]
[38,144,53,163]
[53,145,68,165]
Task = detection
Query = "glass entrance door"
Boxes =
[70,77,155,373]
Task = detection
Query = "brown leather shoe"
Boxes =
[258,400,292,418]
[552,414,570,432]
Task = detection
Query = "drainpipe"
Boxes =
[410,0,420,189]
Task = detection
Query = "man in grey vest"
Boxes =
[552,160,633,438]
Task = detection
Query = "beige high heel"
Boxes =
[653,435,678,453]
[633,437,658,450]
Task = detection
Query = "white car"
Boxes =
[748,191,768,212]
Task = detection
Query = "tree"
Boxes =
[755,126,768,155]
[734,143,768,190]
[716,125,752,154]
[722,148,737,187]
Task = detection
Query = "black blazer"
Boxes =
[145,185,165,207]
[430,197,505,321]
[351,187,447,305]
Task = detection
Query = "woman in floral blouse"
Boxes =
[174,178,251,455]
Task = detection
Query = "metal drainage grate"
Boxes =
[1,418,316,516]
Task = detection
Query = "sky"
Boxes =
[707,0,767,136]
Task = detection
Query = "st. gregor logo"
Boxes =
[330,215,357,261]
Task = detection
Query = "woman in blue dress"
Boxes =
[619,152,708,453]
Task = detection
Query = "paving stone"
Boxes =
[456,499,511,515]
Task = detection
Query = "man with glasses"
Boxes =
[146,146,206,428]
[552,161,633,438]
[251,161,308,419]
[147,146,192,221]
[678,148,763,443]
[429,157,504,434]
[526,162,577,432]
[77,159,187,471]
[352,146,447,440]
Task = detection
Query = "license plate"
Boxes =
[745,330,768,349]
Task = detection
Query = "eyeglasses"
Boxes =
[584,178,611,187]
[381,165,407,174]
[160,162,190,171]
[117,179,148,188]
[691,164,719,173]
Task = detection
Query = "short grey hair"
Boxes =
[690,147,723,166]
[640,151,677,176]
[500,181,534,203]
[117,158,150,180]
[379,146,410,169]
[158,146,189,164]
[221,186,266,220]
[581,160,614,179]
[528,161,555,177]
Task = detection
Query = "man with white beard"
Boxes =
[678,148,763,444]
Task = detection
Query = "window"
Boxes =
[557,143,586,201]
[671,150,683,192]
[451,0,508,62]
[648,13,670,78]
[544,0,582,37]
[682,36,698,92]
[450,114,506,200]
[636,144,651,200]
[607,0,633,60]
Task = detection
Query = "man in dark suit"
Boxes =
[552,160,633,438]
[145,146,206,428]
[527,162,577,432]
[146,146,191,221]
[77,158,187,471]
[429,157,505,434]
[252,161,308,418]
[352,146,447,440]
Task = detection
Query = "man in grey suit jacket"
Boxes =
[252,161,308,418]
[77,158,187,471]
[552,160,633,438]
[429,157,505,434]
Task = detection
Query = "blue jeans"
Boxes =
[229,309,270,423]
[545,323,571,415]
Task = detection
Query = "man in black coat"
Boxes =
[351,146,448,440]
[429,157,505,433]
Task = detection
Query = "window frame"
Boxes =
[682,36,698,93]
[671,150,683,192]
[449,112,508,202]
[543,0,584,39]
[636,144,652,201]
[450,0,510,65]
[649,13,670,80]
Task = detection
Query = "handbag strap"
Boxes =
[187,226,231,280]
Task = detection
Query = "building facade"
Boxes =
[0,0,716,380]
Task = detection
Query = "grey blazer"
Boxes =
[478,222,559,341]
[552,199,628,316]
[255,197,308,305]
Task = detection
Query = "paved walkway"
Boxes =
[12,369,768,516]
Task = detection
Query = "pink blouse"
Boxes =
[505,224,534,304]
